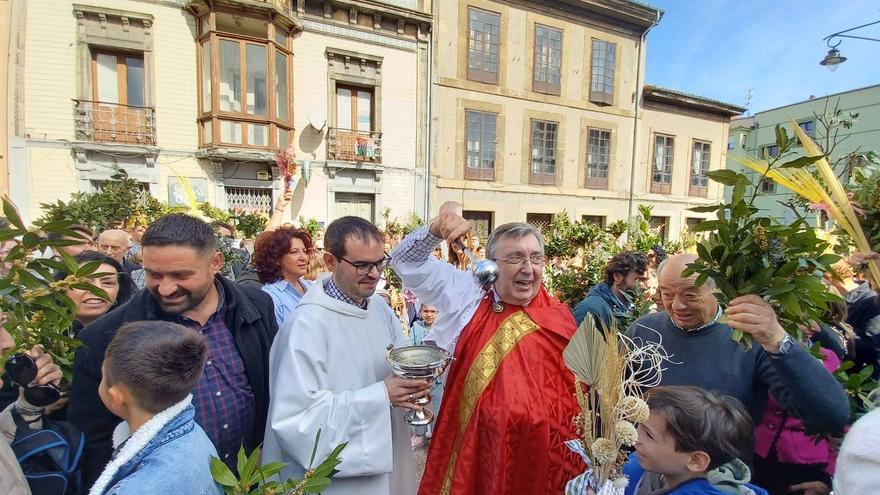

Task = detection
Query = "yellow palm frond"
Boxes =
[168,166,200,216]
[729,123,880,288]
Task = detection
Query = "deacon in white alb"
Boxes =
[262,216,430,495]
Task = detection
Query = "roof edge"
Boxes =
[643,85,746,117]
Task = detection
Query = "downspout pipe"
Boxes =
[423,24,434,220]
[626,13,661,229]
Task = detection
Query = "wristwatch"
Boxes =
[765,333,794,359]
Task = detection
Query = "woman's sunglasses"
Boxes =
[4,354,63,407]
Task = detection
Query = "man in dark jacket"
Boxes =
[572,250,648,329]
[68,214,278,490]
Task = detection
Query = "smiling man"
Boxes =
[625,253,849,445]
[390,201,582,495]
[262,216,428,495]
[68,214,278,488]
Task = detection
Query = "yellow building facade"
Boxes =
[5,0,431,224]
[428,0,743,240]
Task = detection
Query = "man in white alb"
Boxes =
[262,216,430,495]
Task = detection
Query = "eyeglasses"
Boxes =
[4,354,63,407]
[336,254,391,276]
[497,254,545,266]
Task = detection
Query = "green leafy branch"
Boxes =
[210,429,346,495]
[683,125,841,348]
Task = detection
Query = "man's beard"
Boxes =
[149,285,210,315]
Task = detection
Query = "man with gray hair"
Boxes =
[627,253,849,437]
[390,201,582,495]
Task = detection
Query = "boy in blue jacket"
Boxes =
[89,321,222,495]
[624,386,768,495]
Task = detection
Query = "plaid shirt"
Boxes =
[178,282,255,467]
[325,278,368,309]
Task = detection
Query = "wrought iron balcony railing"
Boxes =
[327,128,382,163]
[74,100,157,146]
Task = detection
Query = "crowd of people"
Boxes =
[0,195,878,495]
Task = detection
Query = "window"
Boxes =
[465,110,497,180]
[739,133,746,149]
[467,7,500,84]
[762,145,779,158]
[198,14,293,149]
[761,178,777,193]
[690,141,711,196]
[92,51,145,106]
[332,85,379,162]
[463,211,494,241]
[85,50,153,144]
[728,135,735,150]
[586,128,611,189]
[650,216,669,241]
[529,120,558,185]
[686,217,704,231]
[533,25,562,95]
[589,40,616,105]
[798,120,815,138]
[225,186,273,214]
[526,213,553,233]
[651,134,674,194]
[582,215,606,228]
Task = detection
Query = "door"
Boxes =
[335,193,375,222]
[335,85,375,161]
[91,51,148,143]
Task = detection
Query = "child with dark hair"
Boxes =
[89,321,221,495]
[624,386,768,495]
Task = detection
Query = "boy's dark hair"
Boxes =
[605,251,648,285]
[325,216,383,258]
[646,386,753,471]
[141,214,216,253]
[104,321,207,414]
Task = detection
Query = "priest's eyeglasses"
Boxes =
[337,255,391,275]
[497,254,545,266]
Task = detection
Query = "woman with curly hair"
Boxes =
[253,227,313,327]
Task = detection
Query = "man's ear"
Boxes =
[612,272,624,286]
[323,251,337,271]
[686,451,712,474]
[211,250,223,274]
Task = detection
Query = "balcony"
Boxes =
[328,128,382,163]
[74,100,156,146]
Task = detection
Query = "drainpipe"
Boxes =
[626,13,661,228]
[423,24,434,220]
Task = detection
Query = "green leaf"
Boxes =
[210,457,239,487]
[817,254,842,267]
[236,447,250,485]
[775,125,789,151]
[690,220,719,233]
[706,170,747,187]
[2,197,25,230]
[0,228,24,242]
[779,155,824,169]
[309,428,322,469]
[688,205,721,213]
[241,445,262,488]
[694,272,709,287]
[303,476,332,493]
[258,461,288,480]
[731,180,747,205]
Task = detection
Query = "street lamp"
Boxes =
[820,17,880,71]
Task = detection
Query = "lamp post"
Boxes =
[820,17,880,71]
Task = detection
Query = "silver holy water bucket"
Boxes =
[386,344,453,426]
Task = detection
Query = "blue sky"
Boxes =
[645,0,880,114]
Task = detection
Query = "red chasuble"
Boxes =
[418,286,583,495]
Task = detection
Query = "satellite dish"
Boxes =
[307,106,326,131]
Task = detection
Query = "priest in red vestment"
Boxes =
[390,202,583,495]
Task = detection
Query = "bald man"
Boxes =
[626,253,848,435]
[97,229,141,275]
